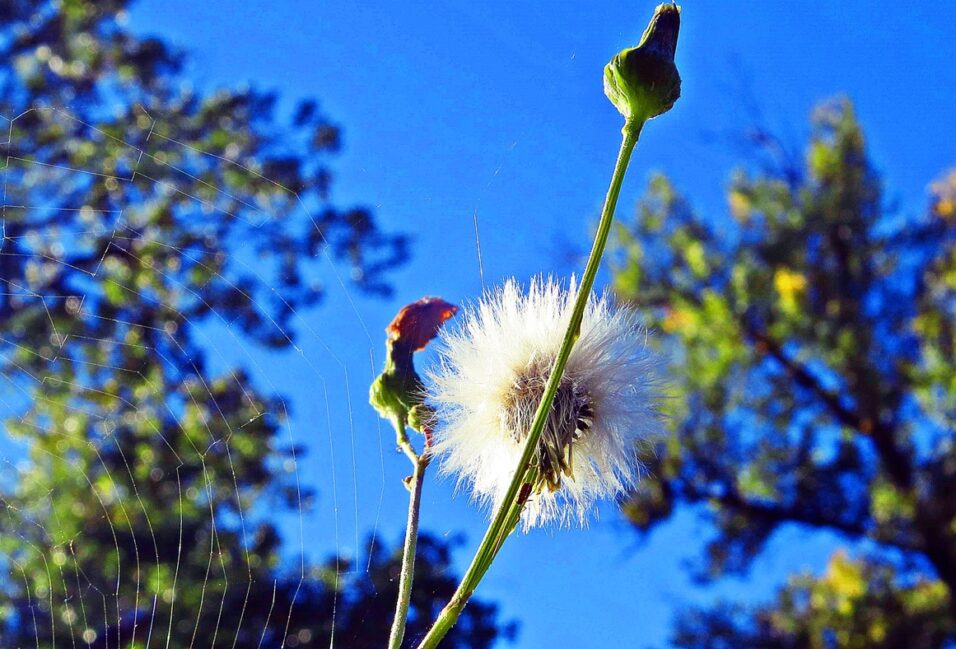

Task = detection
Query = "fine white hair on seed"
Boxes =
[427,276,663,529]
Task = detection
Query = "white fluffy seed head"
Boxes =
[427,276,663,529]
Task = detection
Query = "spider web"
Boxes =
[0,104,403,649]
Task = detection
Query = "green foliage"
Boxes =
[0,1,508,647]
[673,553,952,649]
[611,98,956,645]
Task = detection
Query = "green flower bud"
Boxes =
[604,3,681,124]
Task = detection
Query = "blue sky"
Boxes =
[126,2,956,647]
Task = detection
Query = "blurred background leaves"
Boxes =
[0,1,506,647]
[613,99,956,647]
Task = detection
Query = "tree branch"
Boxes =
[676,478,923,556]
[743,322,914,490]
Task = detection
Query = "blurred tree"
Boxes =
[0,1,509,648]
[612,98,956,647]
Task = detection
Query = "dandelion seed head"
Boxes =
[428,276,663,529]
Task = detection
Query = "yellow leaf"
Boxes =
[728,189,750,221]
[774,268,807,315]
[825,550,865,600]
[685,241,707,277]
[930,168,956,220]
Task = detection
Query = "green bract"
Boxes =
[604,3,681,124]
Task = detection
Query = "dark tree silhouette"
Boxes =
[612,98,956,647]
[0,2,509,647]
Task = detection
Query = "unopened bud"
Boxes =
[604,3,681,124]
[369,297,457,432]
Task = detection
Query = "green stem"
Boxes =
[387,449,428,649]
[415,119,644,649]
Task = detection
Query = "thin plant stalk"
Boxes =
[387,417,430,649]
[373,299,458,648]
[416,119,644,649]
